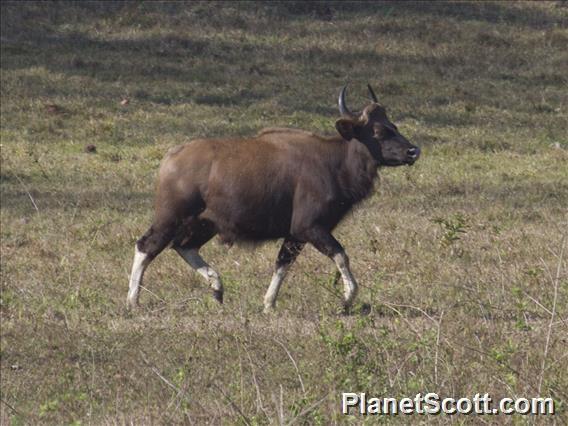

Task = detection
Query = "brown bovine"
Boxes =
[127,85,420,312]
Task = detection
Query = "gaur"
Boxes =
[127,85,420,312]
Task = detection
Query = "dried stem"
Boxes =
[272,337,306,396]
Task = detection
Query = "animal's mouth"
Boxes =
[382,157,416,167]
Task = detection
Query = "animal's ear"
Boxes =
[335,119,355,141]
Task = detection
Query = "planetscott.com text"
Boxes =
[342,392,555,416]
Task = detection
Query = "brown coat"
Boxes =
[155,127,378,246]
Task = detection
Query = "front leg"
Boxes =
[332,251,358,309]
[264,238,304,313]
[295,226,358,311]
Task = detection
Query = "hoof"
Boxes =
[213,290,223,304]
[360,303,372,316]
[263,305,275,314]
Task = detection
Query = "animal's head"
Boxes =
[335,84,420,166]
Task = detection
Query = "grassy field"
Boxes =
[1,1,567,424]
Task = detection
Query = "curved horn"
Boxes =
[338,85,354,117]
[367,83,379,103]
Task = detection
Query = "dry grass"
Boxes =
[1,2,567,424]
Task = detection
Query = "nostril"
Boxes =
[407,147,417,157]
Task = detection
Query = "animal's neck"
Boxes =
[338,139,379,203]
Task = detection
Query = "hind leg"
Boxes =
[127,220,176,308]
[173,219,223,303]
